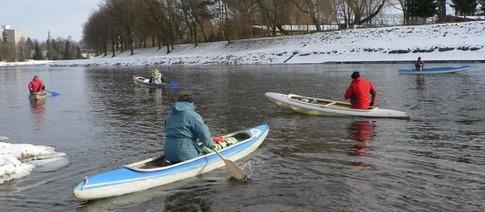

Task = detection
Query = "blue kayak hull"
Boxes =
[399,65,470,74]
[73,124,269,200]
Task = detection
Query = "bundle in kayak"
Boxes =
[265,92,410,119]
[73,124,269,200]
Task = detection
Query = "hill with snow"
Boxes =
[50,21,485,67]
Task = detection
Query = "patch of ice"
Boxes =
[0,138,66,184]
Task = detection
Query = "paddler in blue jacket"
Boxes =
[164,94,215,163]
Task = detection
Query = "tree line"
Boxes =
[0,36,83,62]
[82,0,485,57]
[83,0,394,57]
[451,0,485,17]
[396,0,485,25]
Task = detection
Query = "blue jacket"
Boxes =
[164,101,214,162]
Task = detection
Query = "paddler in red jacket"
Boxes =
[28,75,46,94]
[344,72,376,109]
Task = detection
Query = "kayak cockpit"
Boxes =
[139,77,148,82]
[125,131,252,172]
[230,132,251,141]
[288,94,377,111]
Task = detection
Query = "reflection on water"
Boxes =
[164,187,211,212]
[347,120,376,168]
[348,120,375,143]
[416,75,425,90]
[135,87,165,104]
[168,80,180,92]
[0,64,484,211]
[29,99,46,131]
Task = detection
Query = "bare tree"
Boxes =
[346,0,387,25]
[254,0,290,35]
[17,37,31,61]
[81,0,428,56]
[291,0,333,31]
[0,42,16,62]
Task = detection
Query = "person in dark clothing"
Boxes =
[415,57,424,71]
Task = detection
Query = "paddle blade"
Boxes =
[222,159,248,181]
[212,148,248,181]
[169,80,179,90]
[46,90,60,96]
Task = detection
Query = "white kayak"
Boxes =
[265,92,411,119]
[399,65,470,74]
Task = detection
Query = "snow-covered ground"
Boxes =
[0,136,67,184]
[24,21,485,67]
[0,60,52,67]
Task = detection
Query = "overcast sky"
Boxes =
[0,0,103,42]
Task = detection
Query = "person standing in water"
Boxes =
[415,57,424,71]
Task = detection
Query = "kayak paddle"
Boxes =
[45,90,60,96]
[211,147,248,181]
[169,80,179,90]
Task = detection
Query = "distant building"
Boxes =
[1,25,26,45]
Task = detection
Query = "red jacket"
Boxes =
[28,76,45,94]
[344,77,376,109]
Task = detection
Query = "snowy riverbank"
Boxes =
[0,60,52,67]
[50,21,485,67]
[0,136,67,184]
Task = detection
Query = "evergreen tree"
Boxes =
[26,38,34,51]
[451,0,478,17]
[46,38,61,60]
[33,41,43,60]
[437,0,447,22]
[480,0,485,14]
[409,0,438,18]
[46,38,53,60]
[63,40,71,59]
[51,38,59,59]
[76,47,82,59]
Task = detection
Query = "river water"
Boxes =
[0,64,484,211]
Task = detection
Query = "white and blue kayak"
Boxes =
[399,65,470,74]
[132,75,166,88]
[73,124,269,200]
[265,92,411,119]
